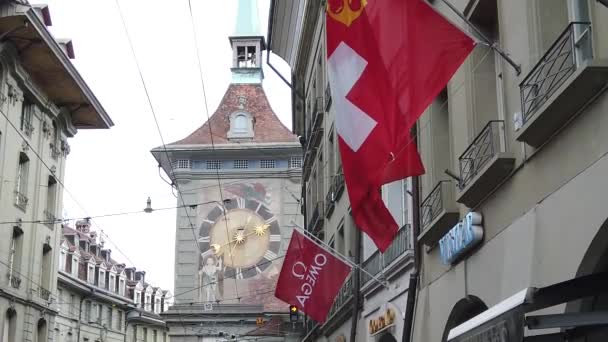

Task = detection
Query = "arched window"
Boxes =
[234,114,248,132]
[36,319,47,342]
[3,309,16,342]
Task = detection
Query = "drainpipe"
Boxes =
[402,124,421,342]
[349,229,362,342]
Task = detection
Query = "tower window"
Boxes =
[234,114,248,132]
[260,160,275,169]
[237,45,257,68]
[176,160,190,169]
[289,156,303,168]
[233,160,248,169]
[206,160,221,170]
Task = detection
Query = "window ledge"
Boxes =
[516,59,608,148]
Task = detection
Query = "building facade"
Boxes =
[267,1,416,342]
[56,220,171,342]
[0,2,113,342]
[410,1,608,341]
[152,1,304,340]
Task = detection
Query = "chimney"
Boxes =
[101,249,112,263]
[125,267,136,281]
[135,271,146,284]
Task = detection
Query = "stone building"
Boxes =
[276,0,608,341]
[152,1,304,340]
[56,220,171,342]
[267,1,415,342]
[0,2,113,341]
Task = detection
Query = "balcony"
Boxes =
[327,273,354,319]
[324,167,345,218]
[456,121,514,208]
[303,97,325,180]
[39,286,51,301]
[325,83,332,111]
[517,22,608,148]
[418,181,459,246]
[308,201,324,236]
[43,209,57,228]
[361,225,412,286]
[14,191,28,212]
[8,275,21,289]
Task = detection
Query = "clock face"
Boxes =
[198,197,281,279]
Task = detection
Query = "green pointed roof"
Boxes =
[234,0,261,36]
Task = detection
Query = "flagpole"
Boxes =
[435,0,522,75]
[290,221,389,288]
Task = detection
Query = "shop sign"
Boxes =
[368,307,396,336]
[439,212,483,265]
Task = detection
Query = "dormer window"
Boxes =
[119,278,125,296]
[60,250,66,271]
[99,269,106,288]
[87,264,95,284]
[71,256,78,277]
[134,291,140,304]
[228,112,254,139]
[109,274,115,292]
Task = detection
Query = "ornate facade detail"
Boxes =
[21,140,29,152]
[7,83,23,105]
[238,95,247,109]
[42,120,53,139]
[60,138,70,156]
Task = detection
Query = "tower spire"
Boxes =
[229,0,265,84]
[234,0,261,37]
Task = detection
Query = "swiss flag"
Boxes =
[326,0,475,251]
[274,230,352,323]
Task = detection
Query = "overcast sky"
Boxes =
[42,0,292,292]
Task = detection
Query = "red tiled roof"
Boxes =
[169,84,297,145]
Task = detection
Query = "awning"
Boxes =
[448,289,532,342]
[0,3,113,130]
[447,272,608,342]
[267,0,306,68]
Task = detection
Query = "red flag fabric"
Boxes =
[326,0,475,251]
[274,230,352,323]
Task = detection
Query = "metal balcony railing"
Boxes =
[420,181,450,229]
[360,225,412,285]
[8,275,21,289]
[324,168,345,217]
[14,191,28,212]
[39,286,51,301]
[458,121,505,189]
[43,209,57,228]
[325,83,332,111]
[308,201,324,233]
[327,273,353,318]
[520,22,592,124]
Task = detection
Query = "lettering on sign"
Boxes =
[439,212,483,265]
[368,308,396,335]
[292,253,328,308]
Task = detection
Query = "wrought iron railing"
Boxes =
[420,181,450,229]
[43,209,57,228]
[458,121,505,189]
[39,286,51,301]
[324,168,345,217]
[325,83,332,111]
[308,201,324,233]
[327,273,353,318]
[14,191,28,211]
[361,250,382,285]
[520,22,592,124]
[360,226,412,285]
[8,274,21,289]
[383,225,412,266]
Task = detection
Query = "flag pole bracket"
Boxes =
[436,0,522,75]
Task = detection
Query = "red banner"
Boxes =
[274,230,352,323]
[326,0,475,251]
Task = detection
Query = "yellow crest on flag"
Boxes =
[327,0,368,27]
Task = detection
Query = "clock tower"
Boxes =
[151,1,303,340]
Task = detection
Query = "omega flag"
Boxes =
[274,230,352,323]
[326,0,475,251]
